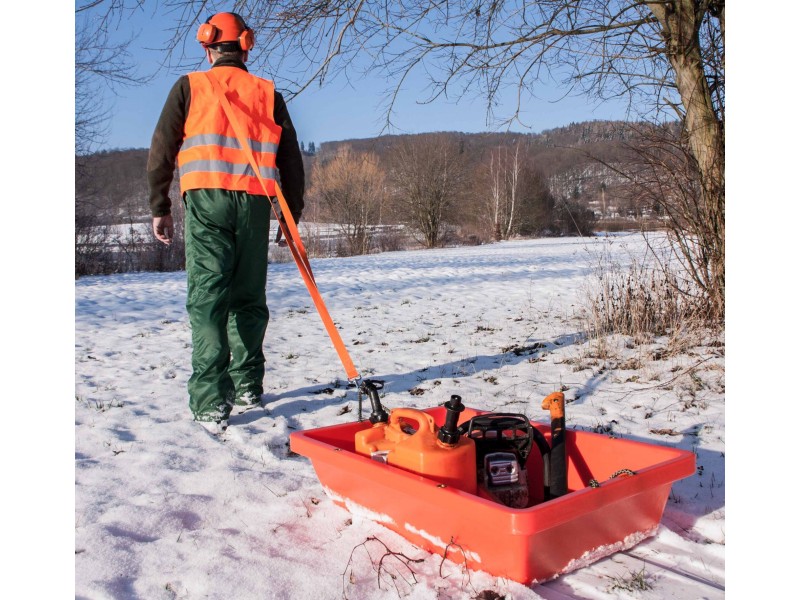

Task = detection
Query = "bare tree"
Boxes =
[75,3,161,276]
[616,123,723,320]
[309,146,386,256]
[486,142,524,241]
[75,3,150,156]
[387,135,466,248]
[145,1,722,157]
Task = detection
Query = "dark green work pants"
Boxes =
[183,188,271,422]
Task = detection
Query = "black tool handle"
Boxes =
[361,380,389,424]
[542,392,567,498]
[438,395,465,445]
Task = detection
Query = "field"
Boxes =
[75,233,724,599]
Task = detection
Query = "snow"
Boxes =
[68,233,730,599]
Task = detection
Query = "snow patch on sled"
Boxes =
[404,522,483,564]
[322,485,396,526]
[552,525,659,582]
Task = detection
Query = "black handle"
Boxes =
[361,380,389,424]
[437,395,465,445]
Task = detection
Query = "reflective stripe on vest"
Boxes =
[178,67,282,197]
[181,133,279,155]
[180,159,279,180]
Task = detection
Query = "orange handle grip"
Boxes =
[542,392,565,419]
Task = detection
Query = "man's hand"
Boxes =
[153,215,174,245]
[275,217,290,247]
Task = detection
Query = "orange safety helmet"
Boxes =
[196,12,255,51]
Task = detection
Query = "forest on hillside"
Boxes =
[75,120,672,277]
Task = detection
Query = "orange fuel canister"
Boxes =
[355,403,477,494]
[354,409,417,459]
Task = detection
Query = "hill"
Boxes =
[76,120,660,226]
[75,120,677,276]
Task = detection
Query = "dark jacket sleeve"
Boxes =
[147,76,190,217]
[273,91,305,222]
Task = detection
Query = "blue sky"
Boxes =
[108,66,631,151]
[94,3,633,151]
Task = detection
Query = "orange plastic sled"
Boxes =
[289,405,695,584]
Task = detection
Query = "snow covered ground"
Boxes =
[72,233,726,599]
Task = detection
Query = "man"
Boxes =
[147,12,305,434]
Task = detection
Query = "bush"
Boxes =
[374,227,410,253]
[552,200,596,236]
[581,257,709,341]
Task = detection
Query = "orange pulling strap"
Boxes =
[204,71,360,382]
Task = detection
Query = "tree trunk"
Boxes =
[505,144,521,240]
[648,0,725,315]
[489,153,502,241]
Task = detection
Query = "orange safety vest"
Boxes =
[178,67,282,196]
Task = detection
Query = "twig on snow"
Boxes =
[440,536,472,589]
[342,535,425,598]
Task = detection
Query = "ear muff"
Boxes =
[238,28,255,51]
[196,22,219,46]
